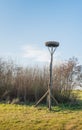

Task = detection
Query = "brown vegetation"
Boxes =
[0,57,78,104]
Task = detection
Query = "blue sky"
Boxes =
[0,0,82,66]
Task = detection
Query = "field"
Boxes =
[0,91,82,130]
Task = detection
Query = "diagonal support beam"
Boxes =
[51,94,58,105]
[35,90,49,107]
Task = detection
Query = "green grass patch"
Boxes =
[0,91,82,130]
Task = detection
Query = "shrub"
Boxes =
[0,57,78,104]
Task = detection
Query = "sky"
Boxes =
[0,0,82,67]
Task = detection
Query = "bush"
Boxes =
[0,57,78,104]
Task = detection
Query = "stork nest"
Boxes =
[45,41,59,47]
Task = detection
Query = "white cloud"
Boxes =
[21,44,63,65]
[0,44,62,67]
[21,45,50,63]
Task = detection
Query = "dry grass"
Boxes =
[0,58,78,103]
[0,91,82,130]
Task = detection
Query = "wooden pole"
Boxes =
[35,45,59,110]
[48,47,53,110]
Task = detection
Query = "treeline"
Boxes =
[0,57,78,104]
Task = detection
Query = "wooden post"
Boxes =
[48,47,53,110]
[35,42,59,110]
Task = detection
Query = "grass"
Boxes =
[0,91,82,130]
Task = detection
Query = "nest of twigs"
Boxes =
[45,41,59,47]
